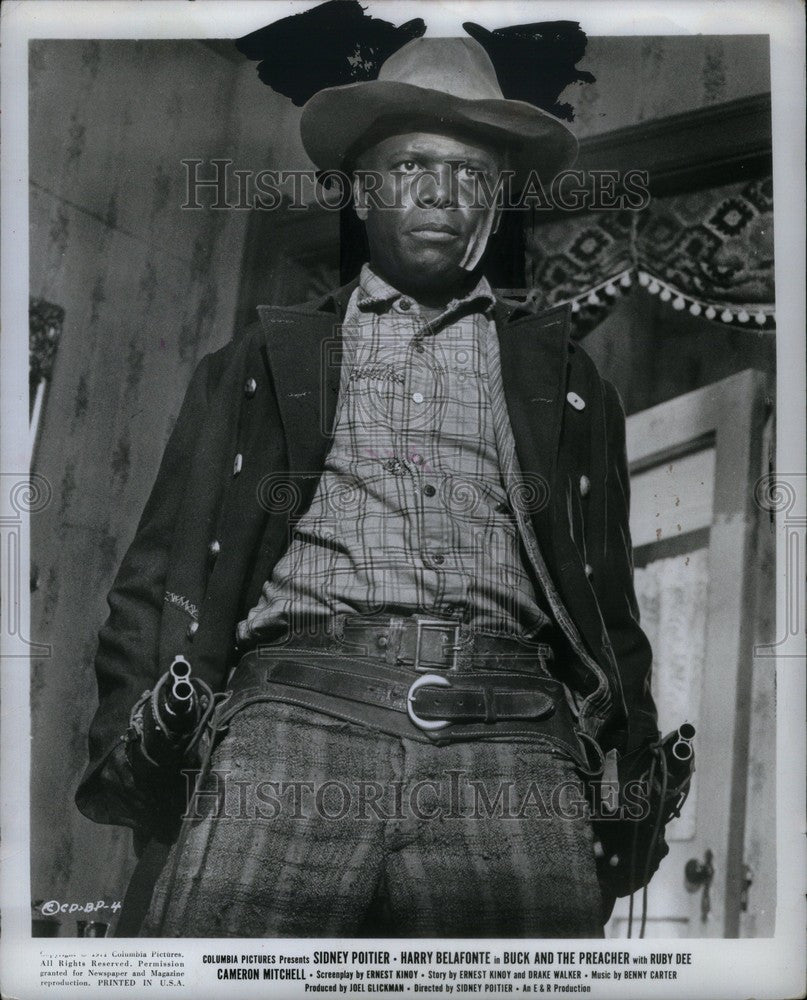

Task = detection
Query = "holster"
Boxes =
[123,671,216,821]
[589,737,695,900]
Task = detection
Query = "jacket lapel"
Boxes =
[257,280,358,472]
[494,300,572,524]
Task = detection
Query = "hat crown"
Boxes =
[378,37,504,101]
[299,35,578,182]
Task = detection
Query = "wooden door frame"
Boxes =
[625,368,769,936]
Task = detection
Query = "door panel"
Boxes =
[629,447,715,547]
[606,370,767,938]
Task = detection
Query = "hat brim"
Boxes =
[300,80,578,186]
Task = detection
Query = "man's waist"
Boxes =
[243,613,557,673]
[217,616,598,769]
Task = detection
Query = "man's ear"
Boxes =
[352,174,369,222]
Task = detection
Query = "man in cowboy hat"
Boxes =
[78,36,663,938]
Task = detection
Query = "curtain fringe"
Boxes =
[545,268,776,329]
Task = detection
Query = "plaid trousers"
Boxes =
[140,699,605,938]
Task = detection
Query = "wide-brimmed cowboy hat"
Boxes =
[300,36,578,183]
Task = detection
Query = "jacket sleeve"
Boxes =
[597,379,660,755]
[75,354,214,831]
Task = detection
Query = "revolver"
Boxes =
[126,656,214,773]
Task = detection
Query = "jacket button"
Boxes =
[233,453,243,476]
[579,474,591,497]
[187,621,199,639]
[584,563,594,579]
[208,539,221,558]
[244,377,257,398]
[567,391,586,411]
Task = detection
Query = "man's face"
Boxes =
[352,130,503,301]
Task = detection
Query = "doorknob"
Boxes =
[685,848,714,922]
[684,850,713,885]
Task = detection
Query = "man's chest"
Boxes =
[336,307,495,469]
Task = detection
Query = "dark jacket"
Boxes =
[76,281,658,833]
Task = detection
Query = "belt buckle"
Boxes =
[407,673,451,731]
[413,619,462,673]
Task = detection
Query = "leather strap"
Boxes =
[213,648,597,773]
[248,613,556,673]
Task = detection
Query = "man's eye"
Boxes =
[393,160,421,173]
[458,165,484,180]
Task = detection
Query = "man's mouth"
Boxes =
[408,222,461,242]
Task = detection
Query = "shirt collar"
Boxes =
[356,264,496,321]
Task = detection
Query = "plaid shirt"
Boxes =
[239,265,551,640]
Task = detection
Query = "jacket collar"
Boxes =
[257,283,571,485]
[315,277,361,316]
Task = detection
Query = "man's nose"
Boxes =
[415,165,457,208]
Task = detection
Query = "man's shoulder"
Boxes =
[495,295,623,418]
[196,277,361,375]
[493,293,606,377]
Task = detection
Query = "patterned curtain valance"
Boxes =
[525,175,775,336]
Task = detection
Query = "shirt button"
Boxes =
[187,621,199,639]
[233,453,243,476]
[567,391,586,411]
[412,392,424,404]
[376,635,388,649]
[208,539,221,558]
[495,501,510,514]
[579,474,591,497]
[423,484,436,497]
[433,552,446,565]
[398,298,412,311]
[244,377,257,398]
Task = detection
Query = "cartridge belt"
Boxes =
[216,620,598,770]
